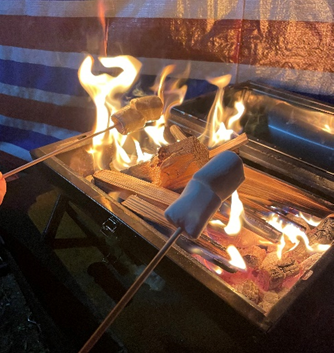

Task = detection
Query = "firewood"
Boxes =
[258,257,300,291]
[122,195,171,229]
[306,215,334,245]
[122,195,231,261]
[169,125,188,141]
[239,167,333,218]
[124,136,209,191]
[208,133,248,158]
[93,169,179,206]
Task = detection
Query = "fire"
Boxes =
[224,191,244,235]
[226,245,247,270]
[266,213,330,258]
[145,65,188,146]
[199,75,245,148]
[78,54,144,169]
[298,212,321,227]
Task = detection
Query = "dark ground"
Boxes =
[0,164,334,353]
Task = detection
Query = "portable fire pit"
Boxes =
[31,81,334,333]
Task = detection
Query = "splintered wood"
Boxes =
[123,136,209,191]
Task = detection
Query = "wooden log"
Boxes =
[93,169,179,206]
[307,215,334,245]
[208,133,248,159]
[123,136,209,191]
[169,125,188,141]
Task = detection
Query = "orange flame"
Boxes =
[78,54,142,169]
[226,245,247,270]
[145,64,188,146]
[224,191,244,235]
[266,213,330,258]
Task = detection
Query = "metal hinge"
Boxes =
[100,215,120,238]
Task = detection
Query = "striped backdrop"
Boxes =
[0,0,333,169]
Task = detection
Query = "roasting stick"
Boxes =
[2,124,117,180]
[79,150,245,353]
[79,226,183,353]
[3,96,164,180]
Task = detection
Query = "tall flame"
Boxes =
[226,245,247,270]
[145,64,188,146]
[224,191,244,235]
[78,54,142,169]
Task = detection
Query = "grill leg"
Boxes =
[42,193,69,245]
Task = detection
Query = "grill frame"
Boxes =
[31,81,334,332]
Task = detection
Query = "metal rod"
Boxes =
[3,124,118,179]
[78,227,183,353]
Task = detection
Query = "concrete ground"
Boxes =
[0,165,333,353]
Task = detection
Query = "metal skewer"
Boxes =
[2,124,118,180]
[78,227,183,353]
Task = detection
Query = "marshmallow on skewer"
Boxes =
[111,96,163,135]
[111,107,146,135]
[164,151,245,239]
[130,96,163,122]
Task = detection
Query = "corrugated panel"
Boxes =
[0,0,332,166]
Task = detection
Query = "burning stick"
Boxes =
[3,95,163,180]
[169,125,188,141]
[208,133,248,158]
[79,151,245,353]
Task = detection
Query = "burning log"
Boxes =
[123,133,249,191]
[307,215,334,245]
[124,136,209,191]
[258,257,300,291]
[122,195,230,260]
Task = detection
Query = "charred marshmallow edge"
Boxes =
[111,96,163,135]
[164,151,245,240]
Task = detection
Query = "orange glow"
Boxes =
[224,191,244,236]
[226,245,247,270]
